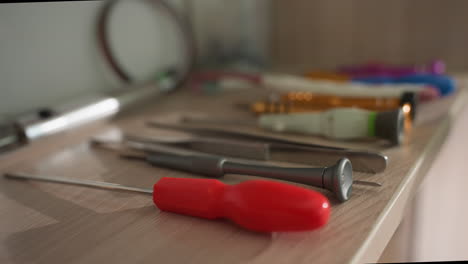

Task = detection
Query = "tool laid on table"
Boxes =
[304,61,453,97]
[303,71,351,82]
[147,121,388,173]
[263,73,433,98]
[3,172,330,232]
[306,61,446,81]
[337,60,446,77]
[123,134,271,160]
[95,131,387,173]
[93,141,381,202]
[190,71,437,100]
[0,76,181,153]
[251,91,417,119]
[259,108,405,145]
[352,74,455,96]
[181,108,406,145]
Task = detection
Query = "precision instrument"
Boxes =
[302,72,440,102]
[306,61,445,81]
[352,74,455,96]
[147,121,388,173]
[93,141,380,202]
[338,60,446,77]
[94,132,385,173]
[260,73,430,98]
[0,79,179,153]
[259,108,405,145]
[4,172,330,232]
[192,71,434,99]
[123,134,271,160]
[251,91,417,120]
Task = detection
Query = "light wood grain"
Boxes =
[0,81,466,263]
[272,0,468,73]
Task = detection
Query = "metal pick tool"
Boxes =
[123,133,271,161]
[93,141,381,202]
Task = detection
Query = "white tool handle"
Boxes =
[262,73,424,98]
[259,108,372,139]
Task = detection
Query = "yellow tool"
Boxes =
[251,91,416,120]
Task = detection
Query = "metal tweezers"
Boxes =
[143,121,388,173]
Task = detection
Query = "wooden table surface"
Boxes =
[1,82,467,264]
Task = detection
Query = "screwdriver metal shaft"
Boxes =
[3,172,332,232]
[4,172,153,194]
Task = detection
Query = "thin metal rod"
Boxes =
[90,139,148,159]
[4,172,153,194]
[354,180,382,187]
[181,116,255,126]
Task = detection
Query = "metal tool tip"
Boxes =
[233,102,251,110]
[353,180,382,187]
[90,139,125,151]
[3,172,30,181]
[119,150,147,161]
[3,172,15,179]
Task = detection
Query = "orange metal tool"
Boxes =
[251,91,417,120]
[304,71,351,82]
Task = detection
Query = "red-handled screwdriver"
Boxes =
[3,172,330,232]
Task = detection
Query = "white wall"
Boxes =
[191,0,271,63]
[0,0,271,117]
[0,0,186,116]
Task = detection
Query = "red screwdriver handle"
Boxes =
[153,177,330,232]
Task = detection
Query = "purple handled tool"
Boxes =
[339,60,445,77]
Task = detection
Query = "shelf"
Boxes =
[1,81,466,264]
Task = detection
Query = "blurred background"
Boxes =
[1,0,468,262]
[271,0,468,72]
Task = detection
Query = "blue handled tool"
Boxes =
[353,74,455,96]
